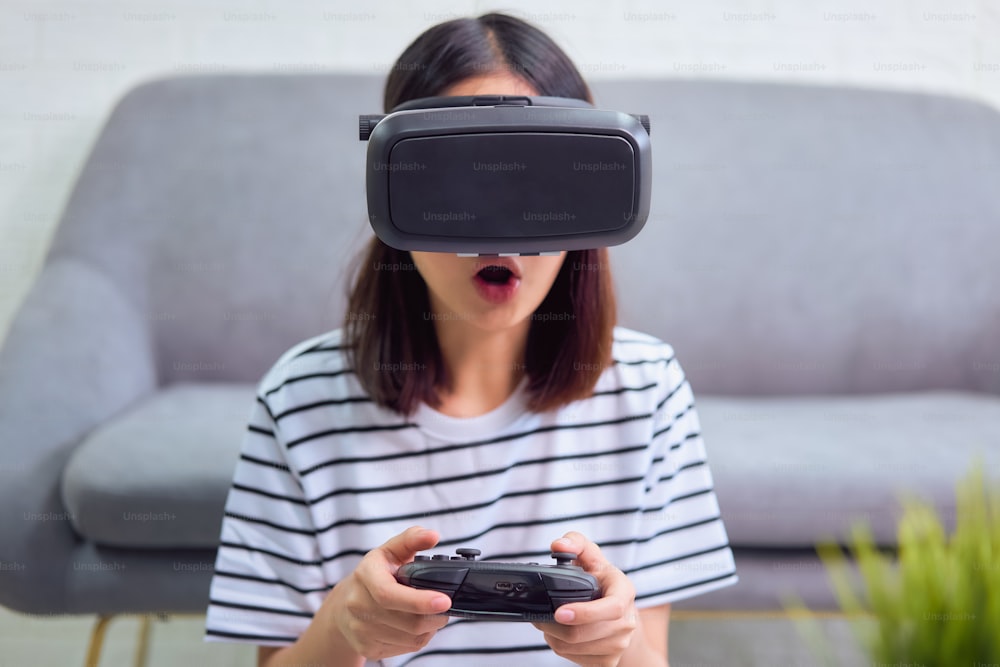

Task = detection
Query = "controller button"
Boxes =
[456,548,481,560]
[414,555,431,561]
[432,554,449,560]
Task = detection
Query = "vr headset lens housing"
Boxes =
[360,96,651,255]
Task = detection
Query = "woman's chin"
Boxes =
[465,305,532,332]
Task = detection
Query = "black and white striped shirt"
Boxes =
[205,326,737,665]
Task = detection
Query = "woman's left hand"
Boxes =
[531,531,639,667]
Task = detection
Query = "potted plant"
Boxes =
[791,464,1000,664]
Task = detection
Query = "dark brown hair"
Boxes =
[345,12,616,415]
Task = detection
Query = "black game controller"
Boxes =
[395,548,601,621]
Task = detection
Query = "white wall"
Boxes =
[1,0,997,344]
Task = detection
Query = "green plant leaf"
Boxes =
[803,461,1000,664]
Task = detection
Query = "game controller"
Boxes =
[395,548,601,621]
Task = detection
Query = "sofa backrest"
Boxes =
[47,74,1000,395]
[50,74,381,386]
[601,79,1000,396]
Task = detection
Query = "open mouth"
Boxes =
[472,260,522,304]
[476,265,515,285]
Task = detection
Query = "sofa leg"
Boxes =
[83,614,157,667]
[84,615,113,667]
[133,615,153,667]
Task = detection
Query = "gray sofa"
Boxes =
[1,73,999,624]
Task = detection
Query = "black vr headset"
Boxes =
[359,95,651,255]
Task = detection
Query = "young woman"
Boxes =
[205,13,737,667]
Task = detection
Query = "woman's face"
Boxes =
[410,73,567,334]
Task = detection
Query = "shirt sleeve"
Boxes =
[627,352,738,607]
[205,391,328,645]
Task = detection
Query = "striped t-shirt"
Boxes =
[205,325,737,665]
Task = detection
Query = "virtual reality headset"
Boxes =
[359,95,651,255]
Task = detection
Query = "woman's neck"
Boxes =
[432,320,529,418]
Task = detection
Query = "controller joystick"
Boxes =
[551,552,576,566]
[395,547,601,622]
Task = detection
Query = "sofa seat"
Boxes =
[61,383,255,548]
[62,379,1000,560]
[698,391,1000,547]
[57,382,1000,610]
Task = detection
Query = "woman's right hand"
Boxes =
[327,526,453,660]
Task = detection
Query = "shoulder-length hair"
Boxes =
[345,12,616,416]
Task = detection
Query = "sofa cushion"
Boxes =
[698,391,1000,547]
[60,383,1000,551]
[61,383,254,548]
[672,547,844,611]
